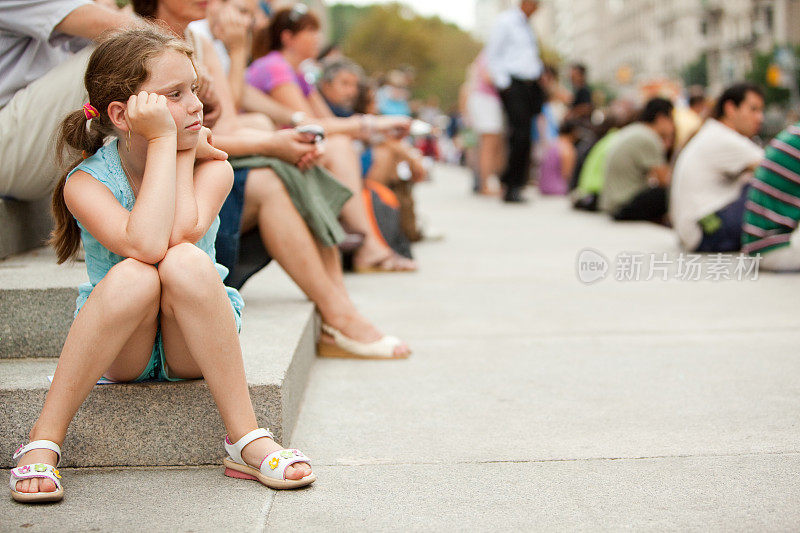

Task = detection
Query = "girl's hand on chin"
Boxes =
[194,127,228,161]
[125,91,177,142]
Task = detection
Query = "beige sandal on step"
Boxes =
[317,323,411,360]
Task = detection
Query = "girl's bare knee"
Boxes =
[104,258,160,308]
[158,243,217,294]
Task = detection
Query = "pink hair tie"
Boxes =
[83,103,100,120]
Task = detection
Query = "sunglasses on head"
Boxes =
[288,3,309,23]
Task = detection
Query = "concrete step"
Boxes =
[0,247,86,358]
[0,260,318,468]
[0,197,53,260]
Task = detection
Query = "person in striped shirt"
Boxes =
[742,122,800,271]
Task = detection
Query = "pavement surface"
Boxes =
[3,164,800,531]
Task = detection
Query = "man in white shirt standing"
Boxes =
[670,83,765,252]
[485,0,544,203]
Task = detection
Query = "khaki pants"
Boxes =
[0,47,92,201]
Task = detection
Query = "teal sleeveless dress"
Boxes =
[67,140,244,382]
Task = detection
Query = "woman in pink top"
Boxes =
[248,5,416,272]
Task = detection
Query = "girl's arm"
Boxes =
[169,146,201,246]
[170,129,231,246]
[65,138,177,264]
[66,92,178,264]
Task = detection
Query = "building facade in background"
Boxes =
[475,0,800,96]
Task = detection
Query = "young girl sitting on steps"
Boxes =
[9,27,314,503]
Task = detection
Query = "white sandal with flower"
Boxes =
[317,323,410,360]
[222,428,315,490]
[9,440,63,503]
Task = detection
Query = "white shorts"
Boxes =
[467,91,504,135]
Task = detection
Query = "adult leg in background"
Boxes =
[498,78,535,201]
[479,133,504,195]
[695,185,751,253]
[321,134,415,271]
[0,47,92,200]
[239,168,409,355]
[612,187,669,222]
[759,243,800,271]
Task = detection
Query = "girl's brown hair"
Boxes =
[51,26,193,263]
[252,5,321,60]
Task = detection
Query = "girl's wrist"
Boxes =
[147,135,177,147]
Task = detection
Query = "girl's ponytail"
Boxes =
[48,26,193,263]
[49,109,105,264]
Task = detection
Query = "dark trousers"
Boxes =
[695,184,751,253]
[612,186,668,222]
[216,167,272,290]
[498,78,543,189]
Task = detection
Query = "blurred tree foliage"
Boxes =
[681,54,708,88]
[328,4,371,45]
[329,3,481,110]
[746,46,800,106]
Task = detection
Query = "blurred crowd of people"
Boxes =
[0,0,459,360]
[457,0,800,272]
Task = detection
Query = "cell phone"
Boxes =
[296,124,325,144]
[409,119,433,136]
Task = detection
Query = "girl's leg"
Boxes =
[240,168,407,352]
[15,259,160,494]
[320,135,415,270]
[156,243,309,480]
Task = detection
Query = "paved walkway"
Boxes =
[4,165,800,531]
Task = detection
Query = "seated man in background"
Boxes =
[600,98,674,223]
[0,0,132,201]
[742,122,800,272]
[318,57,363,117]
[670,83,765,253]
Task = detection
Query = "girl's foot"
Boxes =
[240,436,311,481]
[320,312,410,358]
[13,449,59,494]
